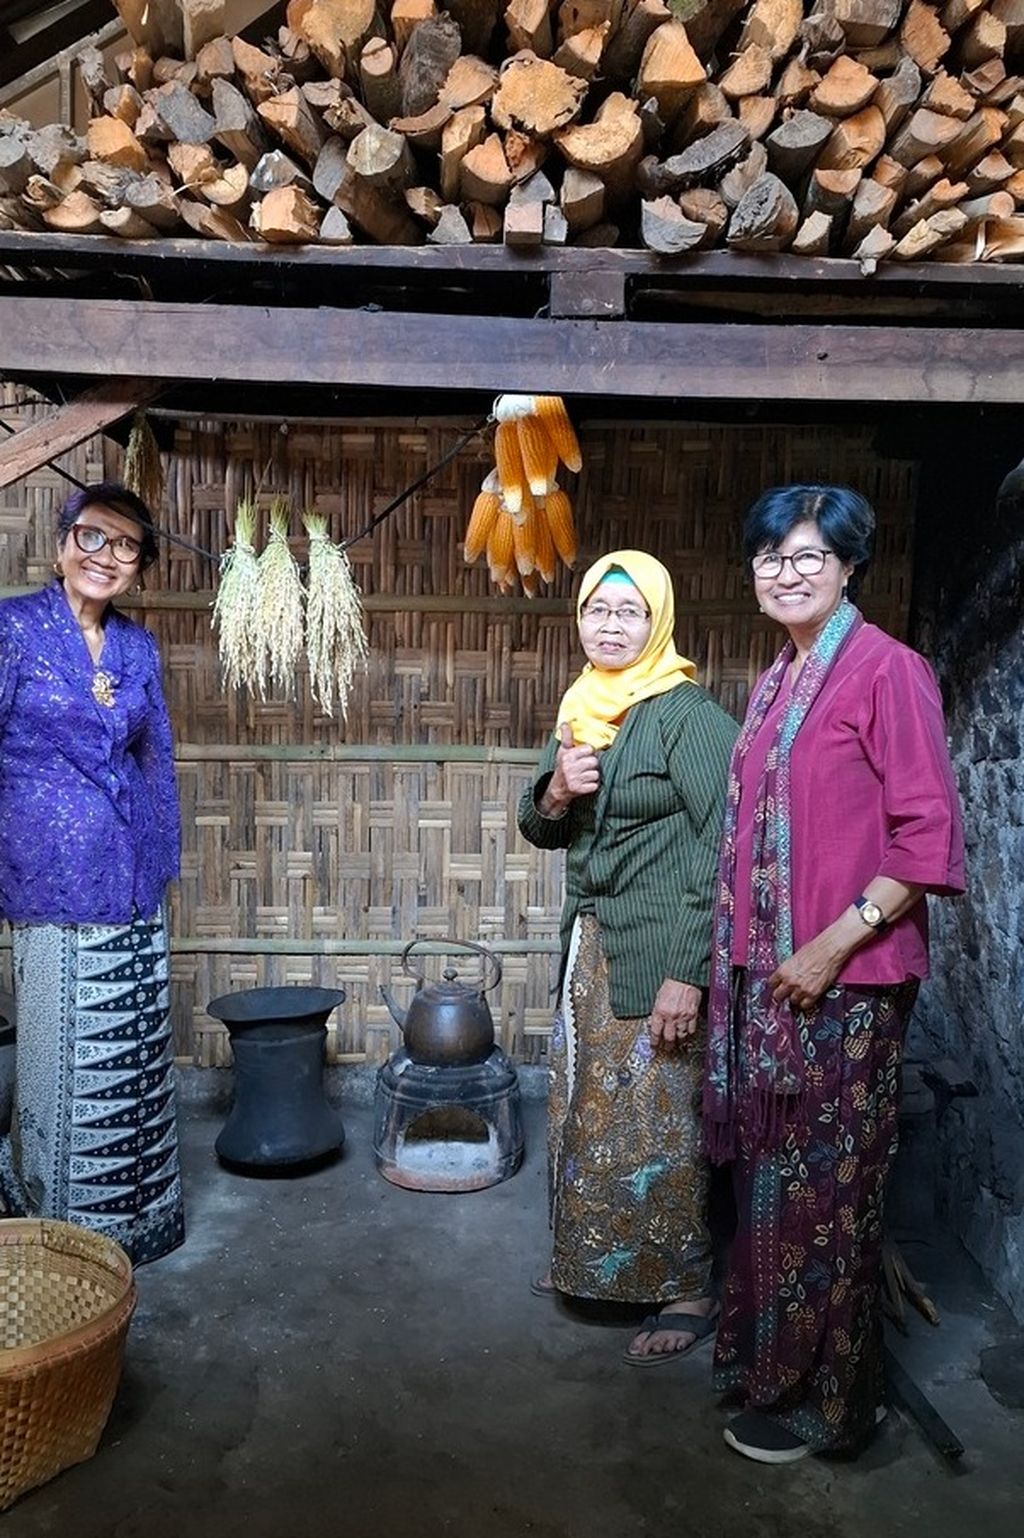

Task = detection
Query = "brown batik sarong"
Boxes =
[546,914,711,1304]
[713,976,918,1453]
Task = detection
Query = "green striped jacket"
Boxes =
[517,684,739,1019]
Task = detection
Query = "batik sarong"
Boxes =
[0,910,185,1265]
[547,914,710,1303]
[713,975,917,1453]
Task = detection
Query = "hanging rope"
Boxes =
[0,409,494,565]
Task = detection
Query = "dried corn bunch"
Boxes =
[121,410,164,513]
[304,511,369,721]
[212,497,261,693]
[463,462,578,596]
[256,497,305,697]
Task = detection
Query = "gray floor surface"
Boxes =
[3,1098,1022,1538]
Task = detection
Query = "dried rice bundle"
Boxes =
[304,511,368,720]
[212,497,261,694]
[256,497,305,697]
[122,410,164,511]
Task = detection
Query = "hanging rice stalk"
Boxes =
[211,496,261,694]
[304,511,368,720]
[121,410,164,511]
[256,496,306,697]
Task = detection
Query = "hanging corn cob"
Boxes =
[468,394,581,596]
[255,496,305,697]
[212,497,261,694]
[304,511,369,721]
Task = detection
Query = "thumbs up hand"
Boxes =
[542,721,601,812]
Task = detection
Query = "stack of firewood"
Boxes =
[0,0,1022,263]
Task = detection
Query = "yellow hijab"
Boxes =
[555,550,697,749]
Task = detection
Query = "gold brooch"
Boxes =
[91,670,116,708]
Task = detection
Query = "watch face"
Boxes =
[860,901,883,927]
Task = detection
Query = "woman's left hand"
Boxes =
[769,931,848,1013]
[649,979,702,1047]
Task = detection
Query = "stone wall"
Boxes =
[909,425,1024,1322]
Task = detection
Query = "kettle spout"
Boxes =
[379,985,407,1032]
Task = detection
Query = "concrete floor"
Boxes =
[3,1095,1023,1538]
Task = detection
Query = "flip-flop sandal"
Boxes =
[530,1276,559,1298]
[623,1308,719,1367]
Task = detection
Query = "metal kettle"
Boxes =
[380,938,501,1066]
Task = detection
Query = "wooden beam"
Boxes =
[0,297,1022,403]
[0,376,164,491]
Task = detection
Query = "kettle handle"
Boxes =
[399,937,502,994]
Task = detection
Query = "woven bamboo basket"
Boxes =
[0,1219,136,1511]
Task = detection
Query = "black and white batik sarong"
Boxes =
[0,909,185,1265]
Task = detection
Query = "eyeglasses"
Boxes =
[579,601,651,627]
[70,523,143,564]
[751,548,834,579]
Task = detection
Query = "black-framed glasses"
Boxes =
[70,523,143,564]
[579,600,651,626]
[751,548,834,579]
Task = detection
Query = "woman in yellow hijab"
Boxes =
[518,550,738,1364]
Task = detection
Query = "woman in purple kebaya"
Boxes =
[0,483,184,1264]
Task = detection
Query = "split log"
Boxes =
[1006,166,1024,201]
[892,206,967,257]
[302,79,349,112]
[670,82,733,153]
[152,57,194,89]
[167,142,218,186]
[834,0,902,48]
[801,10,847,68]
[251,185,322,241]
[853,222,897,263]
[900,2,951,75]
[459,132,514,203]
[360,40,403,123]
[726,171,798,248]
[430,204,475,242]
[392,0,438,52]
[739,0,804,58]
[288,0,380,79]
[920,71,975,119]
[791,209,833,253]
[977,214,1024,257]
[505,127,551,180]
[639,118,749,195]
[201,163,251,211]
[178,197,251,240]
[960,13,1007,70]
[809,55,878,116]
[817,104,886,168]
[347,122,416,190]
[42,190,105,233]
[508,168,556,203]
[903,153,945,196]
[331,163,424,241]
[152,80,217,143]
[258,88,329,168]
[553,23,611,81]
[966,149,1015,191]
[718,142,767,207]
[389,101,452,148]
[117,46,154,95]
[765,109,832,180]
[467,199,503,238]
[405,184,446,224]
[181,1,226,61]
[737,95,777,140]
[718,43,773,101]
[503,197,544,245]
[0,139,31,196]
[439,55,499,110]
[776,56,822,108]
[87,118,150,172]
[211,79,270,171]
[320,203,355,241]
[636,22,707,120]
[873,153,909,194]
[939,0,985,30]
[252,151,317,196]
[100,206,160,238]
[543,204,569,243]
[553,93,645,202]
[888,106,963,164]
[844,174,897,245]
[641,195,708,251]
[440,106,487,200]
[942,107,1007,174]
[122,172,181,228]
[671,0,746,62]
[103,84,144,125]
[399,14,462,116]
[113,0,182,57]
[992,0,1024,52]
[891,174,968,235]
[958,188,1016,218]
[506,0,555,56]
[803,165,861,218]
[678,185,728,240]
[230,37,282,105]
[602,0,671,85]
[560,164,606,230]
[323,95,378,142]
[490,55,588,135]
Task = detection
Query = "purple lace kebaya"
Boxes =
[0,583,180,924]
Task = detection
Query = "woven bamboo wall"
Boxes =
[0,387,918,1064]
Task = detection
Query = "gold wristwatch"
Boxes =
[854,895,889,934]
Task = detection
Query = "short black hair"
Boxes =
[56,481,159,569]
[743,484,875,596]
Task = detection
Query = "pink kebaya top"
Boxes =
[731,621,965,985]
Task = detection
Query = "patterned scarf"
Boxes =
[703,599,860,1164]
